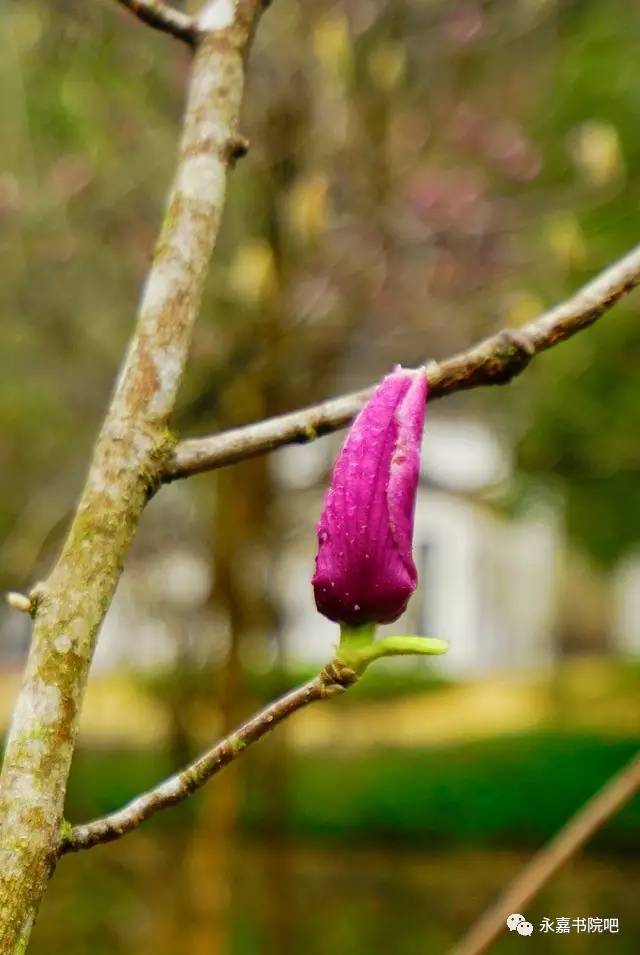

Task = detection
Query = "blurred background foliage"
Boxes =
[1,0,639,953]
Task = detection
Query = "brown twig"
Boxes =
[61,662,355,854]
[165,242,640,480]
[450,750,640,955]
[114,0,199,46]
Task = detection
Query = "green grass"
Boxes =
[244,732,640,852]
[66,731,640,853]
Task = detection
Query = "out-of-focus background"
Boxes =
[1,1,639,952]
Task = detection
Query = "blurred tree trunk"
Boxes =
[184,457,278,955]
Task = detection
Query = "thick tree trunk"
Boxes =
[0,5,264,949]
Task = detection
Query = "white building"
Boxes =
[614,553,640,657]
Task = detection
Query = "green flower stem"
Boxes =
[337,625,447,676]
[338,623,376,653]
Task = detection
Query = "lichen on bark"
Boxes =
[0,4,266,951]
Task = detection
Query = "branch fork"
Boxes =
[1,1,640,950]
[164,241,640,481]
[0,1,268,949]
[115,0,200,46]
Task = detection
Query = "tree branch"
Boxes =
[450,750,640,955]
[114,0,199,46]
[0,2,266,950]
[165,242,640,480]
[61,662,355,854]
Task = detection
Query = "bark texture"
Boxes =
[115,0,199,44]
[62,667,354,853]
[166,241,640,480]
[0,4,264,950]
[1,3,639,950]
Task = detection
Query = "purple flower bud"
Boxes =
[312,366,428,626]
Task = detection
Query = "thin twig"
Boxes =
[61,662,355,854]
[165,242,640,480]
[450,751,640,955]
[114,0,199,46]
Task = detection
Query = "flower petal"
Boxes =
[312,366,428,625]
[387,367,428,581]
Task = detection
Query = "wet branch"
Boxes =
[114,0,199,45]
[62,663,356,854]
[0,2,266,950]
[166,242,640,480]
[1,0,637,945]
